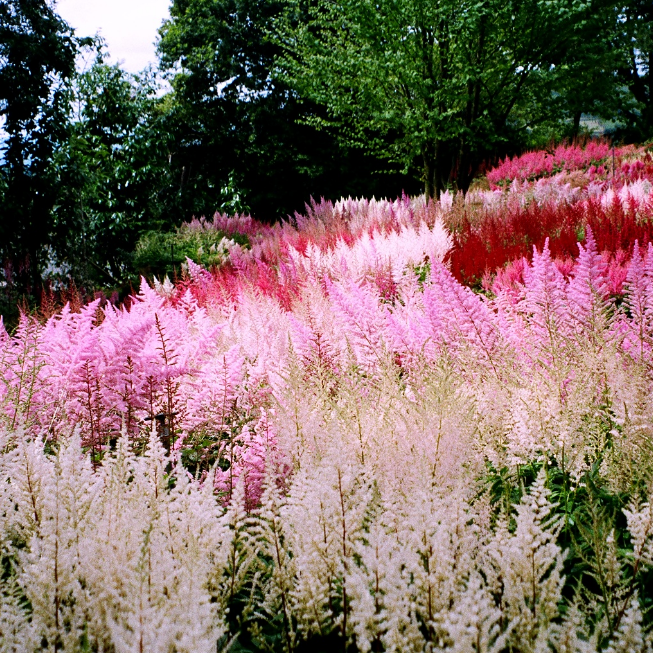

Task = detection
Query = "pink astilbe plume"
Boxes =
[520,239,571,361]
[184,344,245,436]
[566,226,610,335]
[620,242,651,361]
[38,300,103,444]
[214,408,286,510]
[424,262,502,376]
[385,276,438,365]
[93,304,156,438]
[326,279,389,372]
[618,241,653,368]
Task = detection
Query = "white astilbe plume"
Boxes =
[623,499,653,570]
[248,473,298,651]
[283,462,373,641]
[153,275,176,298]
[551,599,598,653]
[287,220,452,285]
[396,492,481,648]
[488,471,565,652]
[438,571,506,653]
[214,476,256,619]
[604,594,647,653]
[0,572,35,652]
[0,433,231,652]
[17,433,99,650]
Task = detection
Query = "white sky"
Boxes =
[55,0,172,73]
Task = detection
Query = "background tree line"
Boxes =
[0,0,651,313]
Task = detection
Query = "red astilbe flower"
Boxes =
[450,189,653,288]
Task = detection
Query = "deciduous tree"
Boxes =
[277,0,623,197]
[0,0,80,290]
[157,0,419,222]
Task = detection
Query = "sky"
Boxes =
[56,0,172,73]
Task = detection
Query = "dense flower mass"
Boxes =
[451,144,653,286]
[2,143,653,651]
[486,141,634,186]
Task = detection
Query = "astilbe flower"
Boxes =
[0,432,231,652]
[326,279,389,373]
[281,462,374,641]
[620,242,653,361]
[448,164,653,286]
[487,141,630,187]
[424,262,502,377]
[37,300,104,444]
[0,314,44,430]
[9,174,653,647]
[214,408,285,509]
[602,594,648,653]
[488,471,565,651]
[521,239,571,359]
[384,275,439,365]
[183,343,244,435]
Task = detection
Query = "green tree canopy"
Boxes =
[51,54,172,289]
[277,0,624,197]
[616,0,652,140]
[157,0,419,222]
[0,0,81,289]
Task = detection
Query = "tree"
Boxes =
[51,54,172,289]
[616,0,652,141]
[157,0,419,222]
[277,0,623,197]
[0,0,80,291]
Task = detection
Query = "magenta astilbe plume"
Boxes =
[487,141,629,186]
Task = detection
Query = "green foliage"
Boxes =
[483,457,653,637]
[0,0,82,290]
[51,52,174,291]
[156,0,420,223]
[276,0,627,197]
[614,0,653,141]
[133,225,249,279]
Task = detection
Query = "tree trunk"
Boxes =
[424,142,456,200]
[423,146,437,200]
[457,145,472,194]
[572,111,582,139]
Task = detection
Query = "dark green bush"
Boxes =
[133,226,250,279]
